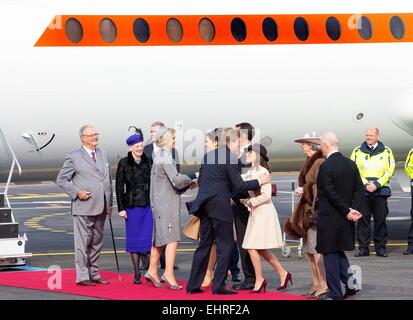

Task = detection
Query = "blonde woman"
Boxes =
[145,128,196,290]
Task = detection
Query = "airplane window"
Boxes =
[390,16,405,40]
[231,18,247,42]
[262,17,278,41]
[65,18,83,44]
[326,16,341,41]
[358,16,373,40]
[167,18,183,43]
[198,18,215,42]
[294,17,309,41]
[133,18,151,43]
[100,18,117,43]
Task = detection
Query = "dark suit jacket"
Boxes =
[190,146,260,223]
[144,143,180,172]
[316,152,366,254]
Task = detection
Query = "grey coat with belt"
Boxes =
[150,148,192,247]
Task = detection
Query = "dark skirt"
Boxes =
[125,205,153,253]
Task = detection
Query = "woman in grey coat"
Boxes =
[145,127,196,290]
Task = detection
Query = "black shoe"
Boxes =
[316,293,332,300]
[343,288,359,299]
[231,274,242,283]
[376,249,388,257]
[355,248,370,257]
[187,288,205,294]
[403,249,413,255]
[233,281,255,291]
[213,288,238,295]
[134,276,142,285]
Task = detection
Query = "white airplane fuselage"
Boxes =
[0,0,413,181]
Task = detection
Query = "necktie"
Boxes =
[91,151,96,163]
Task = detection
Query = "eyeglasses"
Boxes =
[83,133,100,137]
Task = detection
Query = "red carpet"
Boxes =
[0,270,310,300]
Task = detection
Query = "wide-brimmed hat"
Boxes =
[294,132,321,145]
[248,143,269,162]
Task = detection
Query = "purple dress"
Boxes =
[125,205,153,253]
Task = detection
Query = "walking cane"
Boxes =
[109,217,122,282]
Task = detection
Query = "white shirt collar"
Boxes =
[83,146,96,157]
[368,143,379,150]
[153,143,160,154]
[327,150,339,159]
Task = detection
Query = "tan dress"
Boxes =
[241,166,283,250]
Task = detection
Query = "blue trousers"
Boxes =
[229,241,241,276]
[323,251,353,300]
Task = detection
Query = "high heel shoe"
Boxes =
[161,274,183,290]
[250,279,267,294]
[134,275,142,285]
[144,271,164,288]
[276,272,293,291]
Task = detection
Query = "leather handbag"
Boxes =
[183,216,200,241]
[271,184,277,197]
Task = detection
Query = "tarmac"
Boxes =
[0,173,412,300]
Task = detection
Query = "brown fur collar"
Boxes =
[298,150,324,186]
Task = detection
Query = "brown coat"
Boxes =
[284,151,325,239]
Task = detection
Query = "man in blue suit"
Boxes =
[186,129,271,295]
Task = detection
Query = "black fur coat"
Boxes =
[115,152,152,211]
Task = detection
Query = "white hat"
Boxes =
[294,131,321,145]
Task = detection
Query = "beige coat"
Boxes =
[241,166,283,250]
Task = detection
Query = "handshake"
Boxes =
[347,208,362,221]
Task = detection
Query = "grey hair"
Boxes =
[321,132,339,149]
[366,127,380,135]
[79,125,94,137]
[150,121,165,128]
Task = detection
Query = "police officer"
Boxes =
[351,128,395,257]
[403,148,413,255]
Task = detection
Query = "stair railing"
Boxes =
[0,129,22,203]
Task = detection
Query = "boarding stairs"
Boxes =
[0,129,31,267]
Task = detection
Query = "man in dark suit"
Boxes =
[316,132,365,300]
[232,122,256,290]
[186,129,271,295]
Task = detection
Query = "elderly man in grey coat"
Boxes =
[57,125,113,286]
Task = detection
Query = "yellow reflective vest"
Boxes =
[350,142,395,195]
[405,148,413,180]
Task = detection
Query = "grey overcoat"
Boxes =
[56,147,113,215]
[150,148,192,247]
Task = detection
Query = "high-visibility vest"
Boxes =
[350,142,395,189]
[405,148,413,180]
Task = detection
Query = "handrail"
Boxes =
[0,128,22,196]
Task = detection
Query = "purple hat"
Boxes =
[126,133,144,146]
